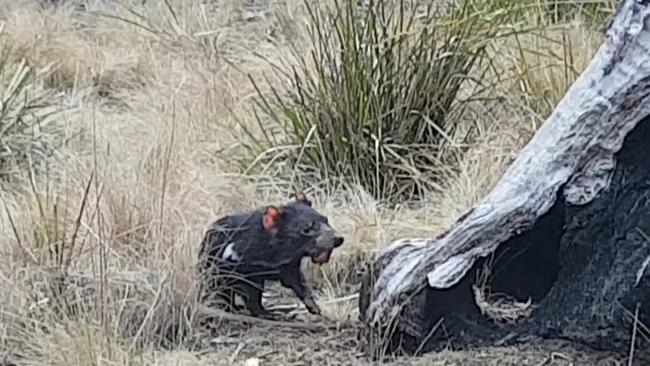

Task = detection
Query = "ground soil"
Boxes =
[192,310,628,366]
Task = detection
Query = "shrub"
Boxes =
[543,0,616,25]
[483,0,616,26]
[240,0,514,201]
[483,0,613,122]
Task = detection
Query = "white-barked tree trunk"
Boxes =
[359,0,650,359]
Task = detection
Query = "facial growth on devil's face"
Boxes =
[260,200,345,266]
[307,221,343,264]
[282,203,345,264]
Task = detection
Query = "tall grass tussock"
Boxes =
[243,0,513,202]
[0,0,615,365]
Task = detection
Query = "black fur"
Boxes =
[197,199,344,317]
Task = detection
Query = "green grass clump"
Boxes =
[242,0,514,201]
[0,34,62,183]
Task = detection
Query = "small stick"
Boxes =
[195,304,335,330]
[628,303,640,366]
[266,293,360,313]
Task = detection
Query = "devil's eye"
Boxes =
[301,222,317,236]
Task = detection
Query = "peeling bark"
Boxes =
[359,0,650,360]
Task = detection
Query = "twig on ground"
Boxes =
[195,304,337,331]
[265,293,360,314]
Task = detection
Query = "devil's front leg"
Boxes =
[236,276,272,317]
[197,258,243,312]
[279,264,321,315]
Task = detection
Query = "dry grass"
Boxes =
[0,0,614,365]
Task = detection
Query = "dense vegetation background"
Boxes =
[0,0,617,364]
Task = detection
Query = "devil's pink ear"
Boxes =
[263,205,281,234]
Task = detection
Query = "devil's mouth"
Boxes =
[311,248,333,265]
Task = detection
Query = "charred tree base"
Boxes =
[361,117,650,362]
[524,116,650,354]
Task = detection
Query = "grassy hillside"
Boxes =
[0,0,619,365]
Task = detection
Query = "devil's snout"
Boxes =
[318,223,344,248]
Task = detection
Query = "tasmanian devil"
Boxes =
[196,192,344,317]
